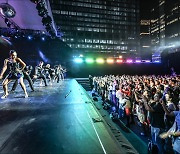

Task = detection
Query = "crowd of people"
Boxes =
[0,50,66,99]
[91,74,180,154]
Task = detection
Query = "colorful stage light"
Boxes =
[145,60,151,63]
[74,58,83,63]
[154,60,161,63]
[126,59,133,63]
[106,59,114,63]
[119,55,122,58]
[135,60,141,63]
[116,59,123,63]
[85,58,94,63]
[96,58,104,64]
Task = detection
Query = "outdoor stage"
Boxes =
[0,79,137,154]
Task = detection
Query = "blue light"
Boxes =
[154,60,161,63]
[42,37,45,41]
[74,58,83,63]
[28,36,32,40]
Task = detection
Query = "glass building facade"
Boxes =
[150,0,180,54]
[49,0,140,55]
[140,20,151,57]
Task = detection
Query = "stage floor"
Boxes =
[0,79,137,154]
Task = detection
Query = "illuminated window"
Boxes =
[85,39,92,43]
[100,40,106,44]
[93,39,99,43]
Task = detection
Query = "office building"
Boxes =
[49,0,140,56]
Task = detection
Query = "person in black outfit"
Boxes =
[44,64,53,85]
[54,65,60,83]
[0,50,28,98]
[89,75,93,90]
[33,61,47,86]
[11,65,34,92]
[143,93,165,154]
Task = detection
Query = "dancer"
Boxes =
[33,61,47,86]
[0,50,28,99]
[11,65,34,92]
[44,64,52,85]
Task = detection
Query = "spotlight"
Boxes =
[36,1,45,10]
[45,24,52,32]
[42,15,52,26]
[0,3,16,18]
[30,0,41,4]
[28,36,32,40]
[106,58,114,64]
[116,59,123,63]
[38,9,48,17]
[126,59,133,63]
[41,37,45,41]
[4,18,8,24]
[49,30,56,38]
[135,60,141,63]
[96,58,104,64]
[4,18,11,27]
[85,58,94,63]
[74,58,83,63]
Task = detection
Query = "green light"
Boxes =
[85,58,94,63]
[74,58,83,63]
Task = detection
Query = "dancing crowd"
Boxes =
[92,74,180,154]
[0,50,66,99]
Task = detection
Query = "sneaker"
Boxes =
[24,93,28,98]
[1,94,8,99]
[11,90,15,93]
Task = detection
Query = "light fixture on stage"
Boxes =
[116,59,123,63]
[106,58,114,64]
[154,60,161,63]
[30,0,41,4]
[36,1,48,17]
[45,24,52,32]
[85,58,94,63]
[126,59,133,63]
[145,60,151,63]
[4,18,11,27]
[28,36,32,40]
[41,37,45,41]
[42,15,52,26]
[96,58,104,64]
[74,58,83,63]
[0,3,16,18]
[135,60,141,63]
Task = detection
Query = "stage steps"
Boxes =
[76,78,92,91]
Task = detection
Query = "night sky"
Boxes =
[140,0,158,19]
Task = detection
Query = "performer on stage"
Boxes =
[11,65,34,92]
[44,64,52,85]
[0,50,28,99]
[33,61,47,86]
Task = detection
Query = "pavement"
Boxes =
[0,79,138,154]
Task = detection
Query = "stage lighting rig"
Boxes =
[42,15,52,26]
[0,3,16,18]
[30,0,41,4]
[4,18,11,27]
[32,0,57,38]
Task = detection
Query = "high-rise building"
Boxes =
[140,20,151,58]
[150,0,180,54]
[49,0,140,56]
